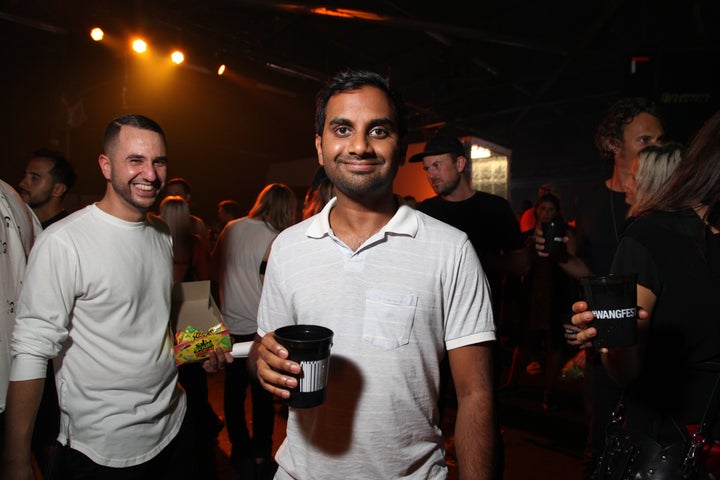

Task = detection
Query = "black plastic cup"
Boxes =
[579,274,638,349]
[274,324,334,408]
[541,220,567,261]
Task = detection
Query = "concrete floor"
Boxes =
[204,361,588,480]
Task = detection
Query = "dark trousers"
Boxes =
[177,362,219,437]
[225,334,275,461]
[33,360,61,476]
[47,412,202,480]
[586,349,624,478]
[177,362,220,479]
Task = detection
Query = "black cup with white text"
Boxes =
[274,324,334,408]
[579,274,638,349]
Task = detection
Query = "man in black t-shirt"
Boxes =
[409,133,528,316]
[410,133,528,480]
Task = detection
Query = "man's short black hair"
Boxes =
[32,148,77,195]
[315,69,408,140]
[104,114,167,154]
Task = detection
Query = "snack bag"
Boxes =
[174,323,232,365]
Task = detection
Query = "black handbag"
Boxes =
[593,367,720,480]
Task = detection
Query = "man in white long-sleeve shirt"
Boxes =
[1,114,229,480]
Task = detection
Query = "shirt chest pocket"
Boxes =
[363,289,418,350]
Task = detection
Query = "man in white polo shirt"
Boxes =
[250,70,497,479]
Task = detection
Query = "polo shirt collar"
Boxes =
[306,197,418,239]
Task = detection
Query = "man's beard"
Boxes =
[433,175,461,197]
[328,157,397,199]
[24,190,52,210]
[110,179,159,212]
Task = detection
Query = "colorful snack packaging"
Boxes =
[174,323,232,366]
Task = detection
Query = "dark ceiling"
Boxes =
[1,0,720,215]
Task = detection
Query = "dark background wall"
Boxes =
[1,2,718,226]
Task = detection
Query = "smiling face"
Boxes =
[314,85,401,202]
[98,125,168,221]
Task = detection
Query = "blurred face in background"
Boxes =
[218,207,233,225]
[422,154,465,197]
[18,156,58,208]
[615,112,664,169]
[535,200,558,225]
[166,183,189,201]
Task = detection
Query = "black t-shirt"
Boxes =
[612,209,720,434]
[41,209,69,229]
[418,191,524,261]
[573,183,629,275]
[418,191,524,312]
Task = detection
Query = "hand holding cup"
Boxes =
[273,325,334,408]
[578,274,638,349]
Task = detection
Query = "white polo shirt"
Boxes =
[258,198,495,479]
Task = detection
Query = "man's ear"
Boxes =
[315,134,324,166]
[456,155,468,173]
[98,154,111,181]
[52,182,67,198]
[606,139,620,155]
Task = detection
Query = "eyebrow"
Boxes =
[125,154,168,162]
[368,118,395,130]
[328,117,396,130]
[328,117,351,127]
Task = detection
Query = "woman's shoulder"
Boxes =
[625,209,698,236]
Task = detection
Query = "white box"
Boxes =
[171,280,223,332]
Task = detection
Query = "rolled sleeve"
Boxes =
[9,352,49,381]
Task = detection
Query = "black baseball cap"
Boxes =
[408,133,468,163]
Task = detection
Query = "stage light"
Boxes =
[90,27,104,41]
[217,64,226,75]
[170,51,184,64]
[132,38,147,54]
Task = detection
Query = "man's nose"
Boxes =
[348,135,372,156]
[140,162,159,181]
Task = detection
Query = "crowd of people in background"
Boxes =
[211,183,297,479]
[1,68,719,480]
